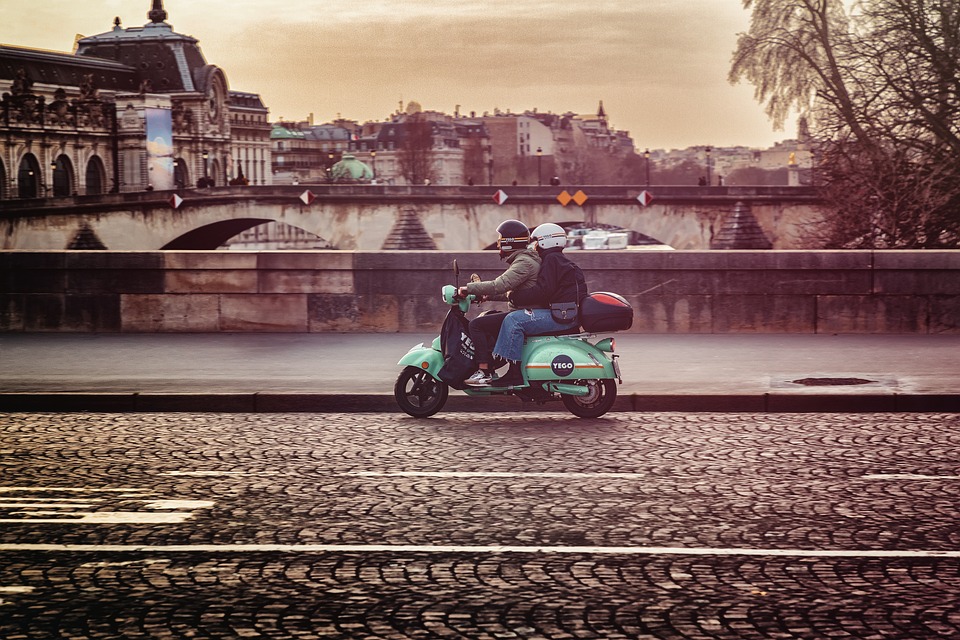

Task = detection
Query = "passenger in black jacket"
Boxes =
[488,223,587,387]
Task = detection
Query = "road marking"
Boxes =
[0,511,198,524]
[0,543,957,558]
[161,471,278,477]
[354,472,960,481]
[0,487,147,493]
[0,503,94,508]
[80,560,169,568]
[141,500,215,510]
[344,471,649,479]
[0,490,214,524]
[862,474,960,480]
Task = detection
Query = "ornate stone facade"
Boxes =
[0,1,271,200]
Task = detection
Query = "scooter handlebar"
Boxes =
[441,284,475,312]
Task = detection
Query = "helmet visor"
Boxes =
[534,231,567,243]
[497,235,529,252]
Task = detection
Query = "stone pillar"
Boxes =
[710,201,773,249]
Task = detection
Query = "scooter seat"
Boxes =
[530,325,583,337]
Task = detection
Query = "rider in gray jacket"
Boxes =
[458,219,541,386]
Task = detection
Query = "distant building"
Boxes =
[271,121,352,184]
[480,102,637,185]
[0,0,271,199]
[358,104,489,186]
[649,140,813,186]
[482,114,554,185]
[228,91,272,186]
[273,100,641,187]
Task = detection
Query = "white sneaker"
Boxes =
[464,370,494,386]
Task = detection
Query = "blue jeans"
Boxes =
[493,308,578,362]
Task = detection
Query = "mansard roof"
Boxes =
[304,125,351,141]
[1,0,227,97]
[229,91,267,111]
[75,16,210,94]
[271,124,306,140]
[0,44,139,92]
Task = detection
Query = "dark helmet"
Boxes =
[496,219,530,259]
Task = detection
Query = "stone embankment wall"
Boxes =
[1,250,957,333]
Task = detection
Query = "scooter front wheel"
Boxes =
[395,366,449,418]
[561,379,618,418]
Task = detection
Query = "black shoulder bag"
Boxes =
[549,259,583,323]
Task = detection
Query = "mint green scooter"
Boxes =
[395,261,632,419]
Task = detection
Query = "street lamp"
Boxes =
[370,149,376,182]
[810,149,817,187]
[705,146,712,186]
[644,149,650,186]
[536,146,543,186]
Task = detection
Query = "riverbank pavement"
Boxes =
[0,332,957,413]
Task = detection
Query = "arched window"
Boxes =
[17,153,41,198]
[85,156,106,195]
[0,157,6,199]
[52,154,75,197]
[174,158,189,189]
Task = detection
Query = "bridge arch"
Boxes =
[160,218,334,250]
[161,218,274,250]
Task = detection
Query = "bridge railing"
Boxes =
[0,184,821,214]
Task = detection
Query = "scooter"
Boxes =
[394,260,632,419]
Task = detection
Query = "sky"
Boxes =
[0,0,796,151]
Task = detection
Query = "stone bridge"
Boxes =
[0,185,822,250]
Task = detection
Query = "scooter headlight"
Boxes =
[596,338,615,353]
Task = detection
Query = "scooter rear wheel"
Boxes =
[561,379,617,418]
[395,366,449,418]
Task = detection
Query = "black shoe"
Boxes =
[491,364,524,387]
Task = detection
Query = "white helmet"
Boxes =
[531,223,567,250]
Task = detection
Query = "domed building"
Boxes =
[269,124,307,183]
[270,120,354,184]
[330,154,374,183]
[0,0,271,199]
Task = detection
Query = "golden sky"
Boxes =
[0,0,792,150]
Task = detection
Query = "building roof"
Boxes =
[1,2,229,97]
[73,2,214,94]
[229,91,267,111]
[304,125,351,142]
[0,44,139,92]
[271,125,306,139]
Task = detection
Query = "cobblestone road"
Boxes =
[1,412,959,639]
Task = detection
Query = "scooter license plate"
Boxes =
[612,356,621,378]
